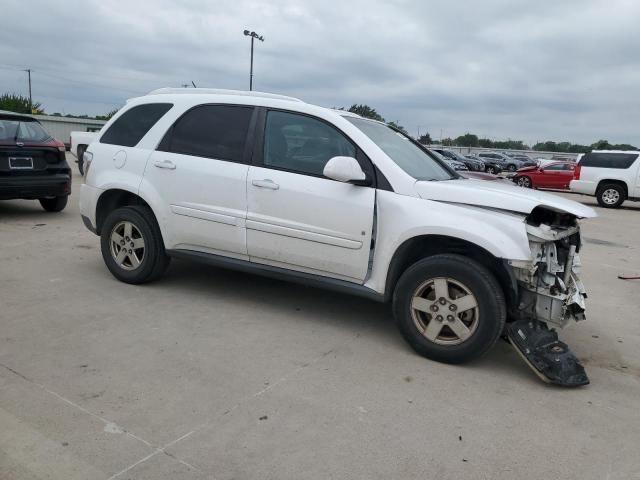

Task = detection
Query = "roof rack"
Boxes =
[147,88,302,102]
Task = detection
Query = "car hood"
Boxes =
[414,178,597,218]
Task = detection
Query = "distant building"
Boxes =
[34,114,106,149]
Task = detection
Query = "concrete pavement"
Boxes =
[1,167,639,479]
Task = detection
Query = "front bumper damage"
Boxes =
[507,212,590,386]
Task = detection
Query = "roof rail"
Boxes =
[147,87,302,102]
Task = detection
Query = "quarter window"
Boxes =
[101,103,173,147]
[580,152,638,169]
[263,110,356,176]
[162,105,253,162]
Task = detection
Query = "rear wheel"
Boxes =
[507,164,517,172]
[39,195,68,212]
[100,206,170,284]
[516,176,532,188]
[393,254,506,364]
[596,183,625,208]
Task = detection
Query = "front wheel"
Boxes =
[100,206,170,284]
[507,164,517,172]
[393,254,506,364]
[486,166,496,174]
[596,184,625,208]
[39,195,68,212]
[516,176,532,188]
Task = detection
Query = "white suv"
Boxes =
[80,88,596,368]
[570,150,640,208]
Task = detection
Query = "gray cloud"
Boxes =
[2,0,639,145]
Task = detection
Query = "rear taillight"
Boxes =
[574,164,581,180]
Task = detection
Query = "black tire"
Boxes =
[39,195,68,212]
[392,254,506,364]
[516,176,532,188]
[596,183,625,208]
[486,166,496,174]
[507,164,517,172]
[100,205,170,284]
[77,145,86,175]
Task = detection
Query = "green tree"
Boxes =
[347,104,385,122]
[95,109,120,121]
[418,132,433,145]
[454,133,479,147]
[387,121,408,134]
[0,93,44,114]
[590,139,612,150]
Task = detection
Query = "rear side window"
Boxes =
[580,152,638,169]
[544,163,572,171]
[161,105,253,162]
[101,103,173,147]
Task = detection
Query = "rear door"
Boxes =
[143,104,256,256]
[540,162,574,189]
[246,109,375,282]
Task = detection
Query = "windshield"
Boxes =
[346,117,453,181]
[0,118,51,142]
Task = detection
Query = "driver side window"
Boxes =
[263,110,356,177]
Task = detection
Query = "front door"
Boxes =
[246,110,375,282]
[143,104,255,256]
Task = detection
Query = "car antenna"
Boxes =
[191,81,197,88]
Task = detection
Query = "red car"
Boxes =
[512,162,576,190]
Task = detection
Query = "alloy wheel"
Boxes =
[602,188,620,205]
[110,221,145,271]
[410,277,479,345]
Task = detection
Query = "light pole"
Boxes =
[243,29,264,91]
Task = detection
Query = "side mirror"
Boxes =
[323,156,367,184]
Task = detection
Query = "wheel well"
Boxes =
[384,235,517,310]
[596,179,628,198]
[95,189,150,235]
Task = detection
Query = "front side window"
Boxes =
[580,152,638,169]
[346,117,453,181]
[101,103,173,147]
[163,105,253,162]
[263,110,356,176]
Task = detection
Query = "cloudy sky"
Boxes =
[2,0,639,145]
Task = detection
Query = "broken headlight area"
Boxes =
[510,209,587,328]
[506,207,590,387]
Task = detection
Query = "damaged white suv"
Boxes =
[80,88,596,385]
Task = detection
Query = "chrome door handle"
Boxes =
[153,160,176,170]
[252,179,279,190]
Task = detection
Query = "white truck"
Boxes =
[570,150,640,208]
[70,131,98,174]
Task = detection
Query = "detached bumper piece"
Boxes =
[507,319,589,387]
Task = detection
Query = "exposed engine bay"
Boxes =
[507,207,590,386]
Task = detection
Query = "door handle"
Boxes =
[252,179,279,190]
[153,160,176,170]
